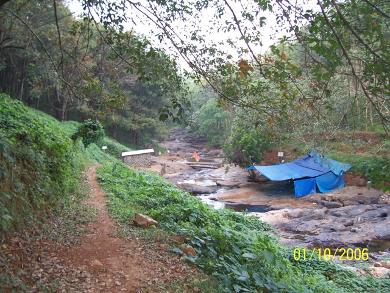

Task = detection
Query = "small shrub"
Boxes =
[224,122,273,167]
[72,119,104,147]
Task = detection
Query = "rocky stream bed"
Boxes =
[146,128,390,277]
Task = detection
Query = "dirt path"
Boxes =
[56,164,197,292]
[1,165,199,292]
[59,164,147,292]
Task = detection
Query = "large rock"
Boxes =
[320,201,343,209]
[177,183,216,194]
[216,179,241,188]
[133,213,158,228]
[369,266,390,278]
[181,244,197,256]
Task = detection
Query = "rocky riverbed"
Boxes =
[146,128,390,277]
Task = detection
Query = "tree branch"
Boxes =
[361,0,390,19]
[223,0,265,76]
[330,0,386,63]
[53,0,65,76]
[318,1,389,127]
[0,0,11,9]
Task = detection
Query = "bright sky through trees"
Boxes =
[66,0,317,70]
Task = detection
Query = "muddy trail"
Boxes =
[149,128,390,277]
[0,165,201,292]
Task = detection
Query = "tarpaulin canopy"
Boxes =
[248,151,351,197]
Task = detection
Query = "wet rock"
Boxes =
[327,223,346,232]
[321,201,343,209]
[301,208,326,220]
[381,261,390,269]
[177,183,215,194]
[216,179,241,188]
[283,219,322,234]
[133,213,158,228]
[343,219,354,227]
[309,235,346,248]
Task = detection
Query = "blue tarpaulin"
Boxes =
[248,151,351,197]
[294,178,317,197]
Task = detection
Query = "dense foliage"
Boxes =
[0,93,85,233]
[189,97,232,147]
[71,119,104,147]
[63,120,132,158]
[223,110,275,166]
[80,0,388,130]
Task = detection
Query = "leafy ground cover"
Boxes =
[95,158,390,292]
[0,94,86,234]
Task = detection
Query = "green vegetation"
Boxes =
[223,112,274,167]
[0,0,389,291]
[0,0,186,148]
[1,91,388,292]
[62,120,133,158]
[96,158,389,292]
[0,94,86,233]
[186,87,232,147]
[71,119,105,147]
[0,93,129,235]
[190,98,231,147]
[330,152,390,191]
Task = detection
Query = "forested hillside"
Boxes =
[0,0,185,146]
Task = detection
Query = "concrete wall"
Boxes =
[122,153,152,167]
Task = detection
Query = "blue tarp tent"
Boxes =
[248,151,351,197]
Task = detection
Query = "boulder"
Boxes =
[321,201,343,209]
[369,266,390,278]
[177,183,216,194]
[216,179,241,188]
[181,244,197,256]
[133,213,158,228]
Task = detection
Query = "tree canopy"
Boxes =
[0,0,388,147]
